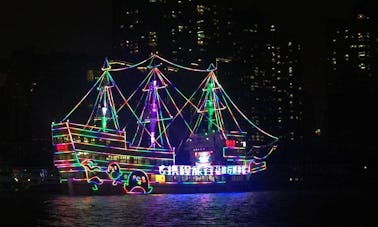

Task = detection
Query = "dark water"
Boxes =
[1,189,376,226]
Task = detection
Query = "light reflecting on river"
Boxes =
[1,189,375,226]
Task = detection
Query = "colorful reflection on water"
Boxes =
[1,189,375,226]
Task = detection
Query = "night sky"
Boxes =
[0,0,374,127]
[0,1,112,58]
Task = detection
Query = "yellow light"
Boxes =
[155,174,165,183]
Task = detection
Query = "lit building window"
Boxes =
[357,13,366,19]
[358,51,366,58]
[148,31,158,47]
[197,5,205,14]
[171,10,177,18]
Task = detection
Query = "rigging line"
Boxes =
[162,75,201,112]
[145,80,168,148]
[62,72,104,122]
[187,94,205,136]
[154,70,198,139]
[196,72,213,111]
[107,87,119,130]
[141,69,156,91]
[103,55,154,72]
[104,72,119,130]
[135,94,148,147]
[85,73,107,127]
[156,90,173,118]
[154,71,173,117]
[135,90,150,147]
[116,70,151,113]
[251,138,279,149]
[154,54,216,73]
[152,86,190,143]
[131,118,142,145]
[85,80,103,127]
[153,69,168,90]
[135,87,162,148]
[218,84,243,132]
[191,113,204,137]
[163,88,194,135]
[156,92,172,149]
[120,73,153,130]
[208,90,224,133]
[159,69,207,113]
[176,110,196,150]
[156,90,200,140]
[155,94,165,148]
[188,74,212,135]
[136,123,145,147]
[214,75,279,140]
[105,73,124,128]
[155,91,173,120]
[213,94,226,138]
[131,89,150,145]
[253,145,278,160]
[126,88,147,129]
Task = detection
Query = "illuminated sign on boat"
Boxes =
[195,151,212,165]
[158,165,249,176]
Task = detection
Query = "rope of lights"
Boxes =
[62,72,103,122]
[154,54,216,73]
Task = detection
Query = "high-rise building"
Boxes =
[113,0,231,67]
[112,0,308,152]
[230,23,306,156]
[325,7,378,162]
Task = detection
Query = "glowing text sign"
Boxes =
[158,165,249,176]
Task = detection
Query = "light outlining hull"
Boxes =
[52,121,269,195]
[51,54,278,195]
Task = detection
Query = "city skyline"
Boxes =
[1,0,374,128]
[1,0,377,168]
[0,3,376,222]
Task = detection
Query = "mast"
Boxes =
[149,79,158,148]
[132,65,174,149]
[195,71,226,137]
[94,69,119,132]
[204,81,215,132]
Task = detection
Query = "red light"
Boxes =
[56,144,68,151]
[226,139,236,147]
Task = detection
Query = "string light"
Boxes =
[51,54,279,194]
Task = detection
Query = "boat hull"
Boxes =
[52,122,268,195]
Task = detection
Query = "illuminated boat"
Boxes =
[51,54,279,194]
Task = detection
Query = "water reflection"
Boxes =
[1,190,374,226]
[36,192,282,226]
